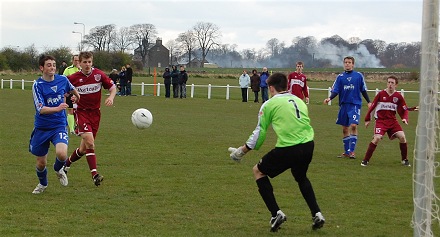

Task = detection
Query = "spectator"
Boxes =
[239,70,250,102]
[58,60,68,75]
[171,65,179,98]
[109,69,120,95]
[260,67,270,102]
[119,66,127,96]
[163,67,172,98]
[125,64,133,95]
[250,69,261,103]
[178,66,188,98]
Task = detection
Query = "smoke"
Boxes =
[311,43,384,68]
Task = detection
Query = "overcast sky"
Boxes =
[0,0,424,53]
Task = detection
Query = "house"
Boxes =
[148,38,169,68]
[187,58,209,68]
[133,38,170,68]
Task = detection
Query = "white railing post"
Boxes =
[400,89,405,98]
[1,79,4,89]
[191,84,194,98]
[208,84,212,99]
[22,79,25,90]
[226,84,230,100]
[10,79,13,89]
[375,88,379,95]
[157,83,161,97]
[327,87,332,105]
[141,82,145,96]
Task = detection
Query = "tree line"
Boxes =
[0,21,427,72]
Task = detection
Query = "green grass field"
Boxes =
[0,79,438,236]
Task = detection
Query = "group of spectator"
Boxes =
[238,67,274,103]
[108,64,133,96]
[162,65,188,99]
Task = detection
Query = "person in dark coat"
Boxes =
[162,67,172,98]
[170,65,179,98]
[250,69,261,103]
[178,66,188,98]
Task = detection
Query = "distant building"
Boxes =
[148,38,169,68]
[187,58,210,68]
[133,38,170,68]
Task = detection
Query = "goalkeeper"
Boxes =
[228,73,325,232]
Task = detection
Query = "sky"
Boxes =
[0,0,425,54]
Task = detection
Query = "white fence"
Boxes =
[1,79,420,104]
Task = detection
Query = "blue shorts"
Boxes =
[336,104,361,127]
[29,127,68,157]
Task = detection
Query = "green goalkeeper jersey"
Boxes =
[246,92,314,150]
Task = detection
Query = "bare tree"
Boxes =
[266,38,284,57]
[113,27,132,53]
[192,22,221,67]
[165,39,179,65]
[176,30,196,65]
[129,23,158,67]
[84,24,116,52]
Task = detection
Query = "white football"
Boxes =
[131,108,153,129]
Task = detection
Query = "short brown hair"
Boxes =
[388,75,399,84]
[344,56,355,64]
[79,51,93,61]
[39,55,55,67]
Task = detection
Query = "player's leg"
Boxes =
[253,149,287,232]
[52,129,69,186]
[361,135,381,166]
[393,130,410,166]
[84,111,104,186]
[29,129,50,194]
[289,142,325,229]
[336,105,351,157]
[346,105,361,158]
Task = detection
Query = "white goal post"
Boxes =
[412,0,440,236]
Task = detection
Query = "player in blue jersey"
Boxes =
[29,55,80,194]
[228,73,325,232]
[324,56,371,159]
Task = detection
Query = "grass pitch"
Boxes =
[0,81,437,236]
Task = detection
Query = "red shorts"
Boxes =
[74,109,101,138]
[373,119,403,140]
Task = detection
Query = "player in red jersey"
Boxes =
[64,51,117,186]
[288,61,309,104]
[361,75,410,167]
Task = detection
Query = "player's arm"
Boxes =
[69,89,80,103]
[104,85,117,106]
[324,91,337,104]
[399,98,409,125]
[364,94,379,126]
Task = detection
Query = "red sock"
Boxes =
[66,148,83,167]
[364,142,377,161]
[85,148,98,177]
[400,143,408,161]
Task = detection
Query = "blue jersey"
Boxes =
[32,74,75,129]
[331,70,368,106]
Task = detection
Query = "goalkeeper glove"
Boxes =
[228,146,246,161]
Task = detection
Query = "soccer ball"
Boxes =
[131,108,153,129]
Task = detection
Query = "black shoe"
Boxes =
[312,212,325,230]
[270,210,287,232]
[93,174,104,186]
[361,160,369,166]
